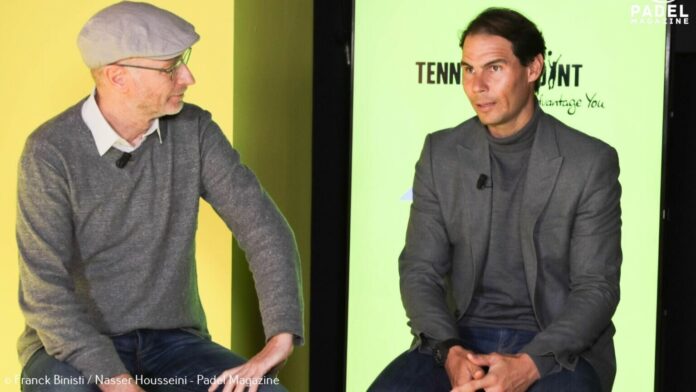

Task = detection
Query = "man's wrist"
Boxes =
[527,353,558,378]
[433,338,466,366]
[519,353,542,382]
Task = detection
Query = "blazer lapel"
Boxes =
[520,113,563,307]
[456,122,491,281]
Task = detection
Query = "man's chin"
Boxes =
[163,102,185,116]
[476,113,495,126]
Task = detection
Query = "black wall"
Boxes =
[309,0,353,391]
[656,2,696,390]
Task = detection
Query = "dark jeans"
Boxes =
[369,327,601,392]
[21,329,286,392]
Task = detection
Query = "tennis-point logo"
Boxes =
[630,0,689,24]
[536,49,607,116]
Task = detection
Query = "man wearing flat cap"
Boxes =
[16,2,303,392]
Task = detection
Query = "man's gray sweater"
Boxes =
[16,99,304,380]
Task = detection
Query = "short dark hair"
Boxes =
[459,8,546,91]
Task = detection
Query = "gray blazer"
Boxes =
[400,110,621,392]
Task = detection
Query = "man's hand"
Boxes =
[451,352,540,392]
[445,346,486,388]
[98,374,145,392]
[208,332,294,392]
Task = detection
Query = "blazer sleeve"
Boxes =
[521,146,622,370]
[399,134,459,347]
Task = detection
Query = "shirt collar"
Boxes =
[81,89,162,156]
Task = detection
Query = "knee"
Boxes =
[22,350,98,392]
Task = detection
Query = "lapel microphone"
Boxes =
[476,174,490,190]
[115,152,132,169]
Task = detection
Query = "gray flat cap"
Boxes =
[77,1,200,68]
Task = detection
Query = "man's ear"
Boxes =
[102,65,129,91]
[527,53,544,85]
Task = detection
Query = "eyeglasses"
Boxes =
[111,48,192,80]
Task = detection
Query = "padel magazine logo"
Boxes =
[630,0,690,24]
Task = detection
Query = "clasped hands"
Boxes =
[445,346,540,392]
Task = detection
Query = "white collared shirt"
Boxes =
[81,89,162,156]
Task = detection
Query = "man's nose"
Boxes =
[470,72,487,93]
[175,64,196,86]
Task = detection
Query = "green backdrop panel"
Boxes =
[347,1,665,391]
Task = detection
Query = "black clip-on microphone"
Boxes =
[115,152,132,169]
[476,174,490,190]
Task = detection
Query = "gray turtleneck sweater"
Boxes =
[461,107,539,331]
[459,106,557,376]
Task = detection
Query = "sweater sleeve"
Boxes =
[17,138,128,380]
[197,112,304,344]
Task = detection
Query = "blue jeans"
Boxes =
[21,329,287,392]
[368,327,601,392]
